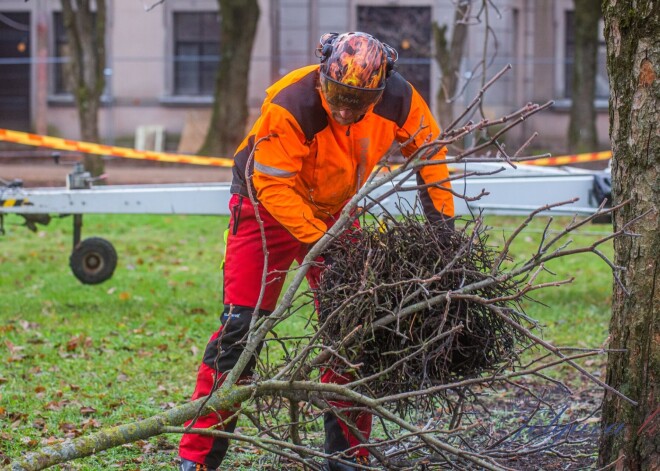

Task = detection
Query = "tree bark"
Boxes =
[433,1,469,130]
[568,0,600,153]
[199,0,260,157]
[599,1,660,469]
[60,0,106,177]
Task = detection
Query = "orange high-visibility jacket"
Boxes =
[230,65,454,243]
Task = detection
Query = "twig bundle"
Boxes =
[317,215,530,400]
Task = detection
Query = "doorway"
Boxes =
[0,12,31,132]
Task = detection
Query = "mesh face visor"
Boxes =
[320,74,384,111]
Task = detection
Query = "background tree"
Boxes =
[567,0,601,153]
[60,0,106,177]
[198,0,259,157]
[599,0,659,469]
[432,1,469,129]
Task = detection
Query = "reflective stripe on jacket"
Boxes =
[230,64,454,243]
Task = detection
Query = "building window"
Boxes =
[53,12,72,94]
[564,11,609,100]
[357,6,432,104]
[173,12,220,96]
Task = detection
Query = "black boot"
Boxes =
[325,458,355,470]
[324,412,370,470]
[324,455,371,470]
[179,458,216,471]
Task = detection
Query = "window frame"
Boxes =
[167,9,221,100]
[52,11,71,96]
[49,11,109,104]
[554,2,609,109]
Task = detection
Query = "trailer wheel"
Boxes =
[69,237,118,284]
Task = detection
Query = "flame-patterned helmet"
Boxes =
[318,32,397,111]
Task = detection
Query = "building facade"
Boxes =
[0,0,609,155]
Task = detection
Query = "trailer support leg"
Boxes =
[73,214,83,249]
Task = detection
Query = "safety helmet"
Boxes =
[317,32,397,112]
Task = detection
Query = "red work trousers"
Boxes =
[179,194,371,469]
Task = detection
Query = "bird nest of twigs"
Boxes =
[316,214,531,404]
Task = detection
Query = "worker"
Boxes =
[178,31,455,471]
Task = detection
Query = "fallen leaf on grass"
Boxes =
[19,320,40,331]
[32,418,47,432]
[136,439,155,454]
[4,340,25,354]
[232,445,261,454]
[155,435,177,450]
[45,400,66,411]
[21,437,38,447]
[59,422,82,438]
[80,406,97,415]
[7,412,27,427]
[0,325,15,334]
[66,334,92,351]
[43,436,63,445]
[81,418,101,429]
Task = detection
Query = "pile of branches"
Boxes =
[317,214,532,402]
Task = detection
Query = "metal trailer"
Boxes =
[0,162,611,284]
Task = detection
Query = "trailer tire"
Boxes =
[70,237,118,284]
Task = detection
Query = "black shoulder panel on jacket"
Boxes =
[373,72,413,128]
[271,70,328,142]
[231,135,255,196]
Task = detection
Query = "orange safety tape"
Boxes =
[520,150,611,166]
[0,128,234,167]
[1,128,611,169]
[377,148,612,174]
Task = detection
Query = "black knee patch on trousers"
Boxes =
[205,415,238,469]
[202,305,270,375]
[324,412,350,454]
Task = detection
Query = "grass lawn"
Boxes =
[0,213,614,469]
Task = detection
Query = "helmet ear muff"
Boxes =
[382,43,398,78]
[317,32,339,63]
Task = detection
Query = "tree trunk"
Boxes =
[568,0,600,153]
[599,1,660,469]
[432,1,469,130]
[199,0,260,157]
[60,0,106,177]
